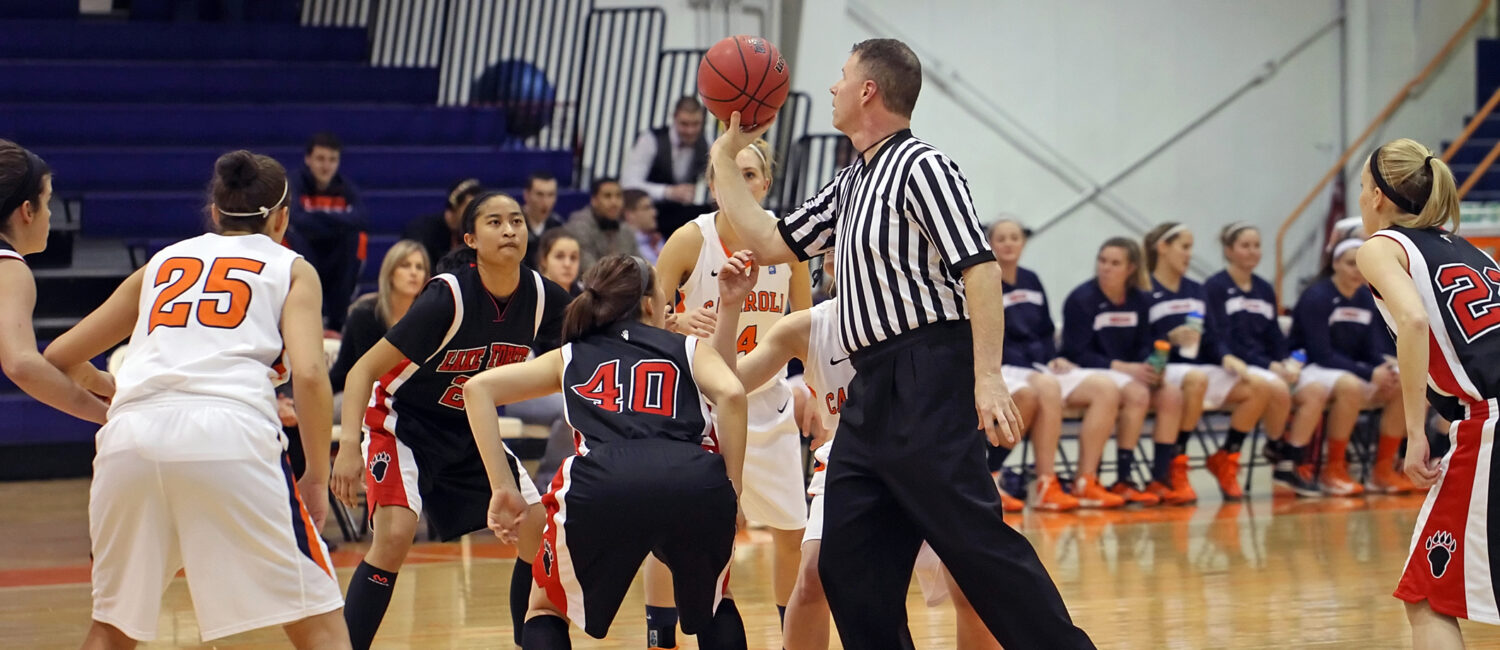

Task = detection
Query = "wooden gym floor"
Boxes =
[4,476,1500,649]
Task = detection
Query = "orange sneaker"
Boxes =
[1145,479,1197,506]
[1205,450,1244,501]
[1169,454,1198,504]
[1369,463,1418,495]
[1072,474,1126,508]
[999,488,1026,512]
[1032,474,1079,511]
[1320,461,1365,496]
[1109,480,1163,506]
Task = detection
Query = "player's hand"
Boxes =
[331,443,365,509]
[801,398,833,451]
[276,395,300,428]
[676,306,718,338]
[1047,357,1077,374]
[298,477,331,531]
[975,372,1023,446]
[736,504,748,533]
[1168,325,1201,348]
[1222,355,1248,376]
[1404,432,1442,489]
[487,488,528,545]
[1271,361,1300,385]
[717,251,759,306]
[711,111,776,161]
[1113,361,1160,387]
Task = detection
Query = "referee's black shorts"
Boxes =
[819,320,1093,649]
[534,440,737,639]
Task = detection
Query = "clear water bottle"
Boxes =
[1180,311,1204,359]
[1146,340,1171,374]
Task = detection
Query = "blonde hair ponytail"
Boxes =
[705,138,774,185]
[1371,138,1461,231]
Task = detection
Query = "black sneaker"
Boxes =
[1272,464,1322,498]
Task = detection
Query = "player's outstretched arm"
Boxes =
[332,338,406,507]
[463,350,564,543]
[693,340,748,496]
[709,111,798,266]
[711,252,810,390]
[1357,237,1437,486]
[281,261,333,499]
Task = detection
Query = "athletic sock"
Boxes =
[1116,448,1136,483]
[1223,428,1249,454]
[511,560,533,647]
[1377,434,1403,465]
[1152,442,1177,483]
[646,605,678,648]
[696,599,747,650]
[987,444,1013,473]
[1329,438,1350,467]
[522,614,571,649]
[1283,443,1306,466]
[345,561,398,650]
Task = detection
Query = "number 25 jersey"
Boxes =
[1370,225,1500,421]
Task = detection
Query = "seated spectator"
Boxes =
[522,170,566,265]
[403,177,485,268]
[624,188,664,263]
[286,132,365,332]
[621,95,712,236]
[536,229,583,297]
[565,177,636,274]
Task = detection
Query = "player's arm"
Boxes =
[1356,238,1428,440]
[1,263,111,424]
[654,222,703,334]
[709,111,800,265]
[465,351,564,483]
[692,340,748,496]
[331,338,406,507]
[42,267,143,401]
[281,260,332,484]
[787,260,812,313]
[711,251,807,386]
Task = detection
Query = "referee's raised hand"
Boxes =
[711,111,776,160]
[976,372,1023,446]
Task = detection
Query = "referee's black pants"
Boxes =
[818,321,1093,649]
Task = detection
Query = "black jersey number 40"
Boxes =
[571,359,680,417]
[1436,262,1500,342]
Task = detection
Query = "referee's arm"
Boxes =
[709,113,824,265]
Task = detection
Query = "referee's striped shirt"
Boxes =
[777,129,994,354]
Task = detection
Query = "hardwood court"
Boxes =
[5,477,1500,649]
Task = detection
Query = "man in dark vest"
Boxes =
[621,96,711,237]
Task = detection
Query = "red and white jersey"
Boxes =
[678,211,793,427]
[110,233,301,431]
[804,300,853,435]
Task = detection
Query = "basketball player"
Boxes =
[42,151,348,648]
[1354,138,1491,649]
[329,192,571,650]
[711,250,998,650]
[0,140,111,425]
[647,137,811,645]
[461,255,750,649]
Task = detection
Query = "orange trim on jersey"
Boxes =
[291,480,335,579]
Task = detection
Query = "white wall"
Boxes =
[785,0,1483,310]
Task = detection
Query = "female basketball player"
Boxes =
[0,140,111,425]
[1355,137,1493,649]
[330,191,572,650]
[646,137,811,642]
[1143,222,1274,503]
[989,220,1127,510]
[42,151,348,648]
[1058,237,1184,505]
[461,255,750,649]
[1292,238,1412,496]
[1205,223,1332,496]
[710,250,999,649]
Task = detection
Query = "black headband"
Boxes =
[0,152,40,220]
[633,255,652,300]
[1369,147,1432,216]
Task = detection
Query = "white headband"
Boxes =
[1332,238,1363,260]
[1160,223,1189,242]
[217,181,289,219]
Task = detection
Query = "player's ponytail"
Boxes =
[562,255,657,343]
[209,150,287,235]
[0,139,50,236]
[1370,138,1461,232]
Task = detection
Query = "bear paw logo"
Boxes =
[369,451,391,483]
[1427,530,1458,578]
[541,540,555,577]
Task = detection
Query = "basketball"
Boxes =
[697,35,791,129]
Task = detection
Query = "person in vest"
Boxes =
[622,96,712,237]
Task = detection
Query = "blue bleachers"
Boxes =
[0,395,96,445]
[3,104,512,147]
[0,61,441,104]
[0,19,366,61]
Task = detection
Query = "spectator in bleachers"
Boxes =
[624,188,664,263]
[621,96,711,237]
[1060,237,1183,506]
[1290,238,1414,496]
[988,220,1126,511]
[535,229,582,297]
[1205,223,1330,497]
[287,132,365,332]
[1144,222,1274,504]
[327,239,430,421]
[403,178,485,271]
[522,170,565,265]
[565,177,636,274]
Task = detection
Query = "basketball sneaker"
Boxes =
[1168,454,1198,504]
[1368,463,1418,495]
[1145,478,1196,506]
[1205,449,1244,500]
[1032,474,1079,511]
[1108,480,1162,506]
[1071,474,1126,508]
[1319,461,1365,497]
[1272,463,1322,497]
[999,489,1026,512]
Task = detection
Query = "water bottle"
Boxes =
[1146,340,1171,374]
[1290,350,1308,366]
[1180,311,1204,359]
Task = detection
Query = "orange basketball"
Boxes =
[697,35,790,129]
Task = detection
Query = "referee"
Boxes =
[709,39,1093,649]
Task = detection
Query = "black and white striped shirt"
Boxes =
[778,130,993,353]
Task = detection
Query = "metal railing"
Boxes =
[780,134,855,215]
